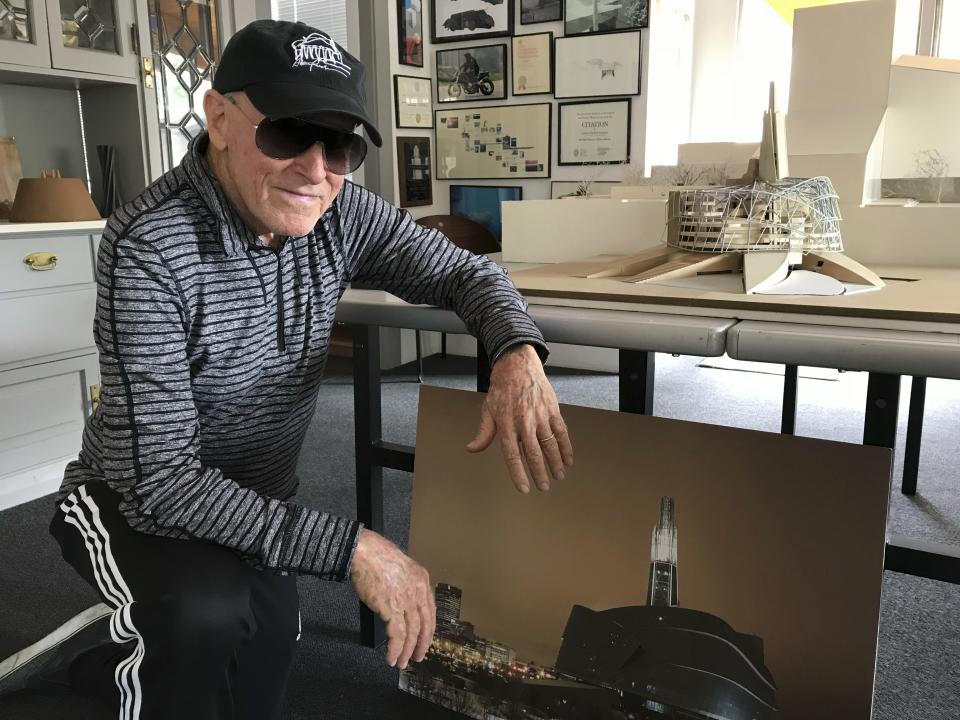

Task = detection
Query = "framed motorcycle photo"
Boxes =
[436,44,508,104]
[432,0,514,43]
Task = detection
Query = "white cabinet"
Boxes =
[0,0,137,78]
[0,221,102,510]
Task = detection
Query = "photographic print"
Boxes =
[449,185,522,243]
[512,32,553,96]
[396,136,433,207]
[401,385,892,720]
[559,99,631,165]
[436,44,508,104]
[397,0,424,66]
[520,0,561,24]
[554,31,641,99]
[432,0,514,43]
[563,0,649,35]
[394,74,433,128]
[435,104,551,180]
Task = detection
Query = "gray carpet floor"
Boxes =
[0,352,957,719]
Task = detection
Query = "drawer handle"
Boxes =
[23,252,58,271]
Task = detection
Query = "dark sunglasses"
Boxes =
[226,95,368,174]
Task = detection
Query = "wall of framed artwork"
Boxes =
[397,0,424,67]
[520,0,562,25]
[511,32,554,96]
[396,136,433,207]
[394,74,433,129]
[431,0,514,44]
[449,184,523,243]
[558,99,632,165]
[436,44,508,104]
[564,0,649,36]
[554,31,642,99]
[435,103,552,180]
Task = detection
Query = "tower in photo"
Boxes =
[646,496,679,607]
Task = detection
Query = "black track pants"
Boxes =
[50,481,300,720]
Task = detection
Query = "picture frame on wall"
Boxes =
[520,0,561,24]
[563,0,649,36]
[431,0,513,44]
[394,75,433,128]
[435,103,552,180]
[554,31,641,99]
[396,136,433,207]
[558,98,631,166]
[397,0,424,67]
[511,32,554,96]
[449,185,523,243]
[436,44,508,104]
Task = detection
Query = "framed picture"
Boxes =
[520,0,561,24]
[563,0,649,36]
[396,136,433,207]
[435,103,552,180]
[394,75,433,128]
[397,0,424,67]
[449,185,523,243]
[436,44,508,104]
[550,180,619,198]
[431,0,513,44]
[511,32,554,96]
[554,31,641,99]
[558,99,631,166]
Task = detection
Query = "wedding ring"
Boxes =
[538,433,556,445]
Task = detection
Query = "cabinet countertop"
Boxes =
[0,220,107,236]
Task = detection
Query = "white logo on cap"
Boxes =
[291,32,351,77]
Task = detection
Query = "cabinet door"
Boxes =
[0,0,51,68]
[0,352,98,510]
[45,0,137,77]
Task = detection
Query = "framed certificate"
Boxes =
[554,31,641,99]
[558,99,631,166]
[511,32,553,96]
[394,74,433,129]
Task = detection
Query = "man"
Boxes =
[459,51,481,91]
[0,19,572,719]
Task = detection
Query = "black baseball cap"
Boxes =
[213,20,383,147]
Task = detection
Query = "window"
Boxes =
[271,0,348,48]
[936,0,960,58]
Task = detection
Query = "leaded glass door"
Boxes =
[148,0,220,171]
[45,0,137,76]
[0,0,50,66]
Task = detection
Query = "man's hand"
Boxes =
[349,529,436,669]
[466,344,574,493]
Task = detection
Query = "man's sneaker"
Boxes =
[0,603,114,695]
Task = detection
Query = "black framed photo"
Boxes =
[396,136,433,207]
[511,32,554,96]
[558,98,631,166]
[436,44,508,104]
[554,31,641,99]
[394,75,433,128]
[520,0,561,24]
[431,0,514,44]
[397,0,424,67]
[449,185,523,243]
[435,103,552,180]
[563,0,649,36]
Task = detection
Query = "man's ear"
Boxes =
[203,90,229,151]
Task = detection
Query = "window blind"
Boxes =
[271,0,349,48]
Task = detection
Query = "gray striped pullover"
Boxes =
[59,132,547,582]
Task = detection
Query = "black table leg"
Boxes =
[863,373,901,452]
[352,324,386,649]
[620,350,655,415]
[901,376,926,496]
[781,364,798,435]
[477,345,491,393]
